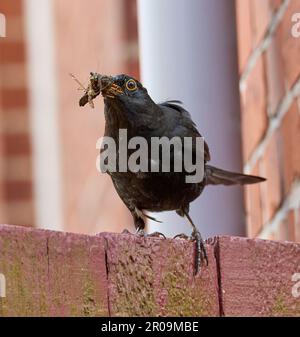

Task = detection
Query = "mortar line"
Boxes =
[244,77,300,174]
[258,180,300,239]
[240,0,290,88]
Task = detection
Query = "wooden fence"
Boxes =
[0,224,299,316]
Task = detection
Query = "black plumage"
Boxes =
[79,73,266,273]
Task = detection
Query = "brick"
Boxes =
[245,164,263,237]
[251,0,271,47]
[269,0,283,12]
[2,155,32,181]
[0,41,26,64]
[241,56,268,161]
[236,0,253,73]
[123,0,139,42]
[0,133,31,156]
[4,16,25,42]
[276,211,295,242]
[102,233,219,317]
[260,132,282,223]
[1,200,34,226]
[53,0,136,233]
[265,31,286,116]
[0,88,28,109]
[279,101,300,194]
[278,1,300,89]
[0,0,23,16]
[0,225,109,316]
[217,236,300,316]
[278,219,288,241]
[126,59,139,81]
[0,63,27,89]
[3,180,32,201]
[0,108,30,134]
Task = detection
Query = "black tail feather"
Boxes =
[206,165,266,186]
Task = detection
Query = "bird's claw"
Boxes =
[173,233,189,240]
[135,228,145,236]
[135,229,166,239]
[146,231,166,239]
[191,229,208,275]
[121,229,133,235]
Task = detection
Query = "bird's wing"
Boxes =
[160,100,191,119]
[158,101,211,162]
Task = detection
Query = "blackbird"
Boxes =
[78,72,266,274]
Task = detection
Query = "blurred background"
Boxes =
[0,0,299,242]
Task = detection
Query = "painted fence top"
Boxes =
[0,224,299,316]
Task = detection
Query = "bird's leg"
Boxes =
[173,209,190,240]
[183,211,208,274]
[132,208,166,239]
[134,216,146,236]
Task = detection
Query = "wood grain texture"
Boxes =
[1,225,300,316]
[216,236,300,316]
[0,225,109,316]
[101,233,219,317]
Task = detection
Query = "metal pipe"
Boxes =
[137,0,245,237]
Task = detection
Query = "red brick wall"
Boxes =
[52,0,139,234]
[0,0,139,234]
[236,0,300,241]
[0,0,34,226]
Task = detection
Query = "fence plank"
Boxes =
[216,236,300,316]
[0,225,109,316]
[102,233,220,317]
[1,225,300,316]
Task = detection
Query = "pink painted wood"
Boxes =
[0,225,108,316]
[0,225,300,316]
[214,236,300,316]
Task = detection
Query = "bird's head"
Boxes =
[81,73,150,107]
[78,73,148,105]
[101,74,156,115]
[79,73,160,130]
[100,74,147,99]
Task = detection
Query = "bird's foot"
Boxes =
[173,233,189,240]
[135,228,166,239]
[191,229,208,275]
[135,228,145,236]
[173,230,208,274]
[146,231,166,239]
[121,228,133,235]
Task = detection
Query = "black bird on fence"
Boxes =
[77,72,266,274]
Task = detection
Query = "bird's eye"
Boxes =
[126,79,137,91]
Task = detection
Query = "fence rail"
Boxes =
[0,224,299,316]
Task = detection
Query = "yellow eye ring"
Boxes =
[126,79,137,91]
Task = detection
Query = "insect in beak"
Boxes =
[70,73,98,108]
[71,72,124,108]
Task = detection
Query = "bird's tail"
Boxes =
[205,165,266,186]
